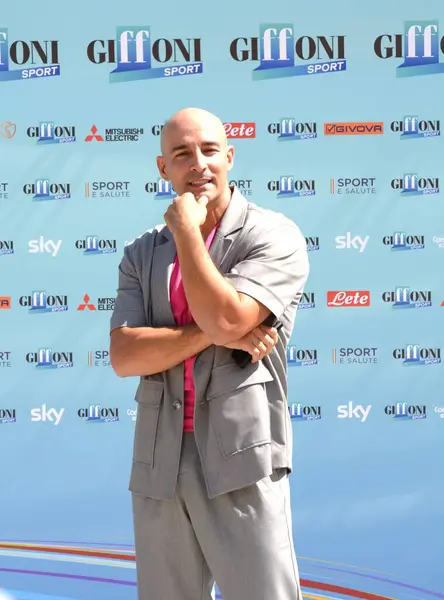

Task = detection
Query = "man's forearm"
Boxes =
[110,324,213,378]
[174,227,246,343]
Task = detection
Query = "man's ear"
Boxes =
[156,156,169,180]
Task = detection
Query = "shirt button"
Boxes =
[173,400,182,410]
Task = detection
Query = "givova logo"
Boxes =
[75,236,117,255]
[77,405,119,423]
[390,116,440,139]
[0,27,60,81]
[267,176,316,197]
[25,348,74,369]
[19,291,68,313]
[287,347,318,366]
[384,402,427,420]
[26,122,76,144]
[374,20,444,78]
[288,403,321,421]
[382,286,432,309]
[393,344,441,366]
[382,232,425,251]
[145,178,175,198]
[391,174,439,195]
[230,24,346,80]
[87,26,203,82]
[267,118,317,141]
[23,179,71,201]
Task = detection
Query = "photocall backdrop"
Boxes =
[0,1,443,599]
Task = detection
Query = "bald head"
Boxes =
[160,108,227,155]
[156,107,234,203]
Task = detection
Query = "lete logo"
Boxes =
[28,237,62,257]
[327,291,370,307]
[223,122,256,138]
[337,402,371,422]
[30,404,65,425]
[335,232,369,252]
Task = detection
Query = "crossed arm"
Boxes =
[110,222,308,378]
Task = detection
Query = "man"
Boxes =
[110,108,309,600]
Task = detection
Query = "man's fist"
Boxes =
[164,193,208,235]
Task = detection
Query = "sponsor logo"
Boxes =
[432,235,444,248]
[267,176,316,197]
[0,351,12,367]
[0,28,60,80]
[223,122,256,138]
[87,27,203,81]
[382,232,425,251]
[299,292,315,309]
[84,125,144,142]
[0,182,8,198]
[391,174,439,195]
[287,347,318,367]
[305,236,319,251]
[384,403,427,420]
[0,296,11,309]
[335,233,369,252]
[330,177,376,195]
[19,292,68,313]
[337,402,371,422]
[327,291,370,307]
[77,294,115,311]
[324,122,384,135]
[434,406,444,419]
[75,237,117,255]
[0,240,13,254]
[23,178,71,201]
[85,181,131,198]
[88,350,111,367]
[390,116,440,138]
[374,21,444,78]
[229,24,346,79]
[0,121,16,137]
[229,179,253,197]
[393,345,441,366]
[30,404,64,425]
[144,178,175,198]
[382,287,432,309]
[26,122,76,144]
[332,348,378,364]
[0,408,16,424]
[77,405,119,423]
[28,237,62,257]
[25,348,74,369]
[267,118,317,140]
[288,403,322,421]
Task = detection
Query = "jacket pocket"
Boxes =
[206,361,274,458]
[133,379,164,466]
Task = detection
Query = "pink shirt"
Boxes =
[169,223,220,432]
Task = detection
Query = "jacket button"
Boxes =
[173,400,182,410]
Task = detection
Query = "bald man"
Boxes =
[110,107,309,600]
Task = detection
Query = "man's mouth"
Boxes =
[188,178,212,188]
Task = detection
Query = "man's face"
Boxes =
[157,119,234,202]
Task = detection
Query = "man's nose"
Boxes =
[190,150,207,171]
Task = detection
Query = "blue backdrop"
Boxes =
[1,1,443,599]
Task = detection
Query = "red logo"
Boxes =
[441,300,444,306]
[77,294,97,311]
[85,125,104,142]
[0,296,11,309]
[223,122,256,139]
[327,291,371,307]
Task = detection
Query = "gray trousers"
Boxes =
[132,432,303,600]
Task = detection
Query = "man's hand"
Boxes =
[164,193,208,235]
[222,324,280,363]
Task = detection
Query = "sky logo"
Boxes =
[87,27,203,82]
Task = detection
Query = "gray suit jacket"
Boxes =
[110,187,309,500]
